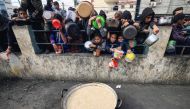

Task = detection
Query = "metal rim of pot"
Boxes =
[61,83,122,109]
[122,25,137,40]
[144,34,159,46]
[76,1,94,19]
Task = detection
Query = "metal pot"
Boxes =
[106,18,120,28]
[61,83,122,109]
[43,11,52,20]
[122,25,137,39]
[84,41,93,51]
[144,34,159,46]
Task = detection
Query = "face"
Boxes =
[175,10,183,15]
[178,19,185,25]
[54,4,59,9]
[94,36,101,44]
[145,16,152,23]
[19,11,27,18]
[110,34,117,43]
[118,36,124,42]
[121,19,128,24]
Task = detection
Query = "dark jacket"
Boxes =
[171,24,189,45]
[0,14,9,31]
[21,0,43,20]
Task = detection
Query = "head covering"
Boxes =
[122,10,132,20]
[99,10,107,20]
[114,11,122,20]
[53,14,63,23]
[173,13,185,23]
[140,7,155,22]
[173,7,183,15]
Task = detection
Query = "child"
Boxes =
[117,35,125,51]
[89,34,106,57]
[134,7,159,44]
[50,14,67,54]
[171,13,190,45]
[106,33,120,54]
[11,8,30,25]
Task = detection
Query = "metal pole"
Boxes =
[135,0,141,21]
[17,0,21,5]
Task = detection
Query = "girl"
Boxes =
[89,34,106,57]
[106,34,120,54]
[50,14,67,54]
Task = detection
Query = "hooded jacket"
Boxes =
[99,10,107,20]
[0,14,9,31]
[139,7,155,23]
[139,7,155,31]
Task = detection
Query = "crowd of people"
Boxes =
[0,0,190,59]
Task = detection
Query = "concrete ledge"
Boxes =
[0,26,190,84]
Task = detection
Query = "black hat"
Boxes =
[173,7,183,15]
[122,10,132,20]
[173,13,185,23]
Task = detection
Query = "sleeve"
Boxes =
[150,21,155,29]
[86,25,93,38]
[99,27,107,38]
[171,25,187,43]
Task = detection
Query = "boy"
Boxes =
[171,13,190,45]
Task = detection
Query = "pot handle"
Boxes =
[115,98,122,109]
[61,89,68,98]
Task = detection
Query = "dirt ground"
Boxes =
[0,78,190,109]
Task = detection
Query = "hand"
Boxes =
[88,16,96,25]
[89,44,96,48]
[182,31,187,35]
[53,44,58,52]
[143,29,149,33]
[110,48,115,52]
[6,47,11,61]
[123,21,129,27]
[96,18,101,24]
[153,25,159,35]
[127,49,132,53]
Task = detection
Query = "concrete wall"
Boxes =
[0,25,190,84]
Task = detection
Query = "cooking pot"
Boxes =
[122,25,137,39]
[144,34,159,46]
[61,83,122,109]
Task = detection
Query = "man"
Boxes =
[21,0,50,53]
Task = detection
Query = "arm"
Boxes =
[59,30,67,44]
[172,26,187,43]
[150,22,159,35]
[87,16,96,37]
